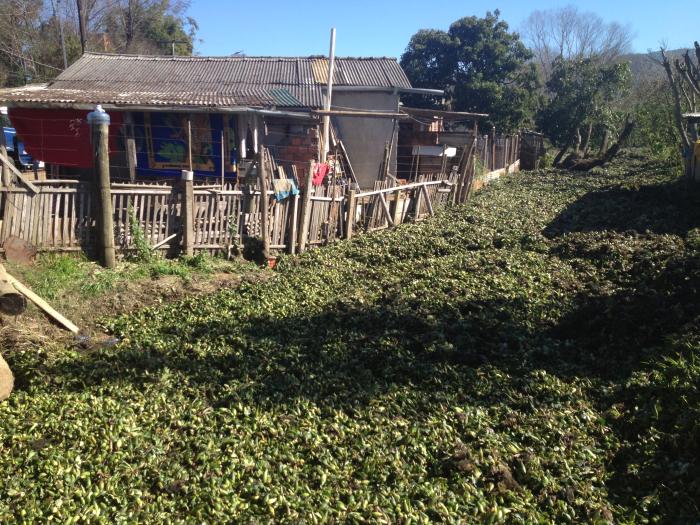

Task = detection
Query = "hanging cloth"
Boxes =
[313,163,330,186]
[272,179,299,201]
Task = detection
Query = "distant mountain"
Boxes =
[619,48,691,83]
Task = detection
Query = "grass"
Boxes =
[1,151,699,523]
[5,252,254,302]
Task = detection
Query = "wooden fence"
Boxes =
[0,134,521,259]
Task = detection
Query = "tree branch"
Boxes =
[661,48,691,149]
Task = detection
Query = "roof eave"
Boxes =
[2,100,319,120]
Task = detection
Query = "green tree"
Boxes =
[623,77,679,164]
[0,0,198,87]
[400,10,539,131]
[537,57,631,164]
[100,0,198,55]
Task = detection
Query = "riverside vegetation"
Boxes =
[1,151,698,523]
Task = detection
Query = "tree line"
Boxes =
[0,3,685,170]
[401,6,681,170]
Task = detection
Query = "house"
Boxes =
[0,53,439,188]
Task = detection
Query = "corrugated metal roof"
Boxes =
[0,53,411,110]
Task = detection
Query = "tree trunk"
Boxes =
[661,48,691,150]
[565,119,635,171]
[76,0,87,53]
[582,122,593,156]
[575,128,582,155]
[553,134,575,167]
[599,128,610,154]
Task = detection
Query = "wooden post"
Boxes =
[220,129,225,190]
[345,188,356,239]
[491,126,496,171]
[124,112,137,182]
[414,184,423,220]
[187,117,193,172]
[0,142,12,246]
[289,192,299,254]
[298,160,315,253]
[257,149,270,260]
[180,169,194,256]
[504,136,509,170]
[88,106,116,269]
[0,144,10,187]
[421,184,434,216]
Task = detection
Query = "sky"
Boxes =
[188,0,696,58]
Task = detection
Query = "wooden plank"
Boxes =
[415,183,425,220]
[377,192,395,227]
[257,151,270,258]
[51,192,60,247]
[124,112,137,182]
[61,192,69,247]
[0,152,38,194]
[152,233,177,250]
[70,191,77,246]
[421,184,434,216]
[298,160,315,253]
[14,192,26,240]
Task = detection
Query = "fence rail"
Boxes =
[0,134,521,259]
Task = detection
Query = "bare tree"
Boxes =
[522,5,633,80]
[658,43,700,174]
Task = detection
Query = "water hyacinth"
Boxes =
[1,152,699,523]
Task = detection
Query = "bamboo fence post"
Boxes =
[187,117,193,172]
[257,149,270,260]
[491,126,496,171]
[88,106,116,269]
[289,192,299,254]
[506,135,510,166]
[220,129,225,190]
[298,160,315,253]
[180,169,194,256]
[345,188,356,239]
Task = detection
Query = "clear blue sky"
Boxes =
[188,0,695,58]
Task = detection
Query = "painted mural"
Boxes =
[136,113,239,178]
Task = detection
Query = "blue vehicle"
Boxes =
[3,127,42,170]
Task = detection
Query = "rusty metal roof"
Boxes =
[0,53,411,110]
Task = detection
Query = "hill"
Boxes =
[621,47,691,83]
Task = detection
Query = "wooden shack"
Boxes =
[0,53,438,189]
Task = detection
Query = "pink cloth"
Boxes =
[312,163,330,186]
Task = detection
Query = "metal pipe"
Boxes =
[333,86,445,96]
